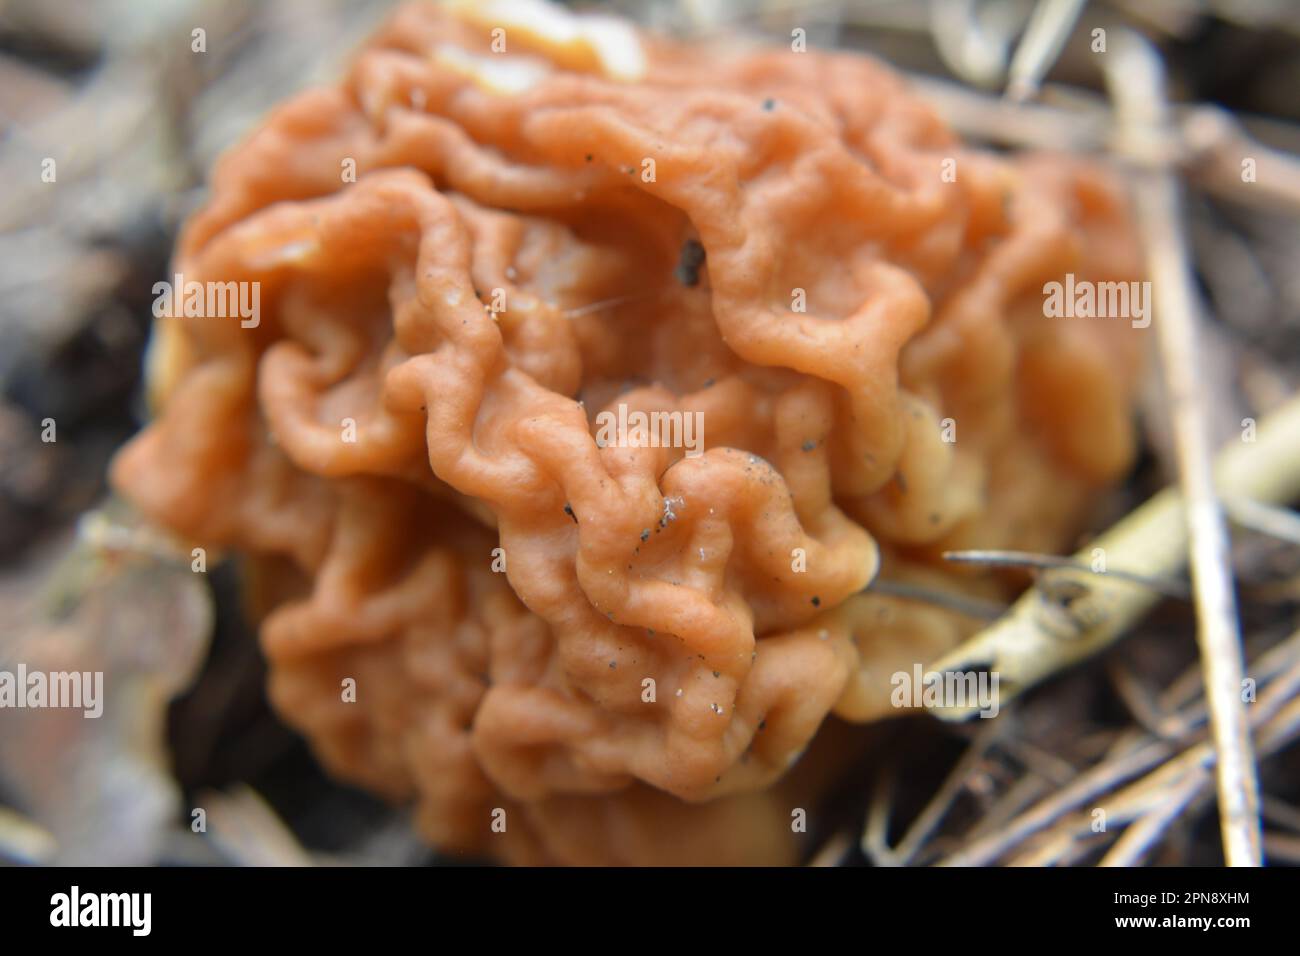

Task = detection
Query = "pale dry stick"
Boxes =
[909,73,1104,152]
[678,0,853,44]
[1121,28,1259,863]
[1182,106,1300,215]
[1012,682,1300,867]
[1098,767,1209,866]
[1005,775,1175,866]
[1012,829,1109,867]
[1223,496,1300,548]
[1004,0,1087,103]
[910,76,1300,217]
[929,0,1018,88]
[197,785,314,867]
[969,643,1300,866]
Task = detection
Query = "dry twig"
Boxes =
[1109,29,1259,867]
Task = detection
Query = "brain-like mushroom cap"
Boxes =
[113,0,1143,864]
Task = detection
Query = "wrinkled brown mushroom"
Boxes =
[112,0,1144,864]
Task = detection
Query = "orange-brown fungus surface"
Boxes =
[112,0,1145,864]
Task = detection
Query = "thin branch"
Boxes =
[942,549,1191,600]
[865,577,1006,620]
[1005,0,1087,103]
[1109,29,1260,868]
[909,77,1300,216]
[1098,768,1208,866]
[1223,496,1300,548]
